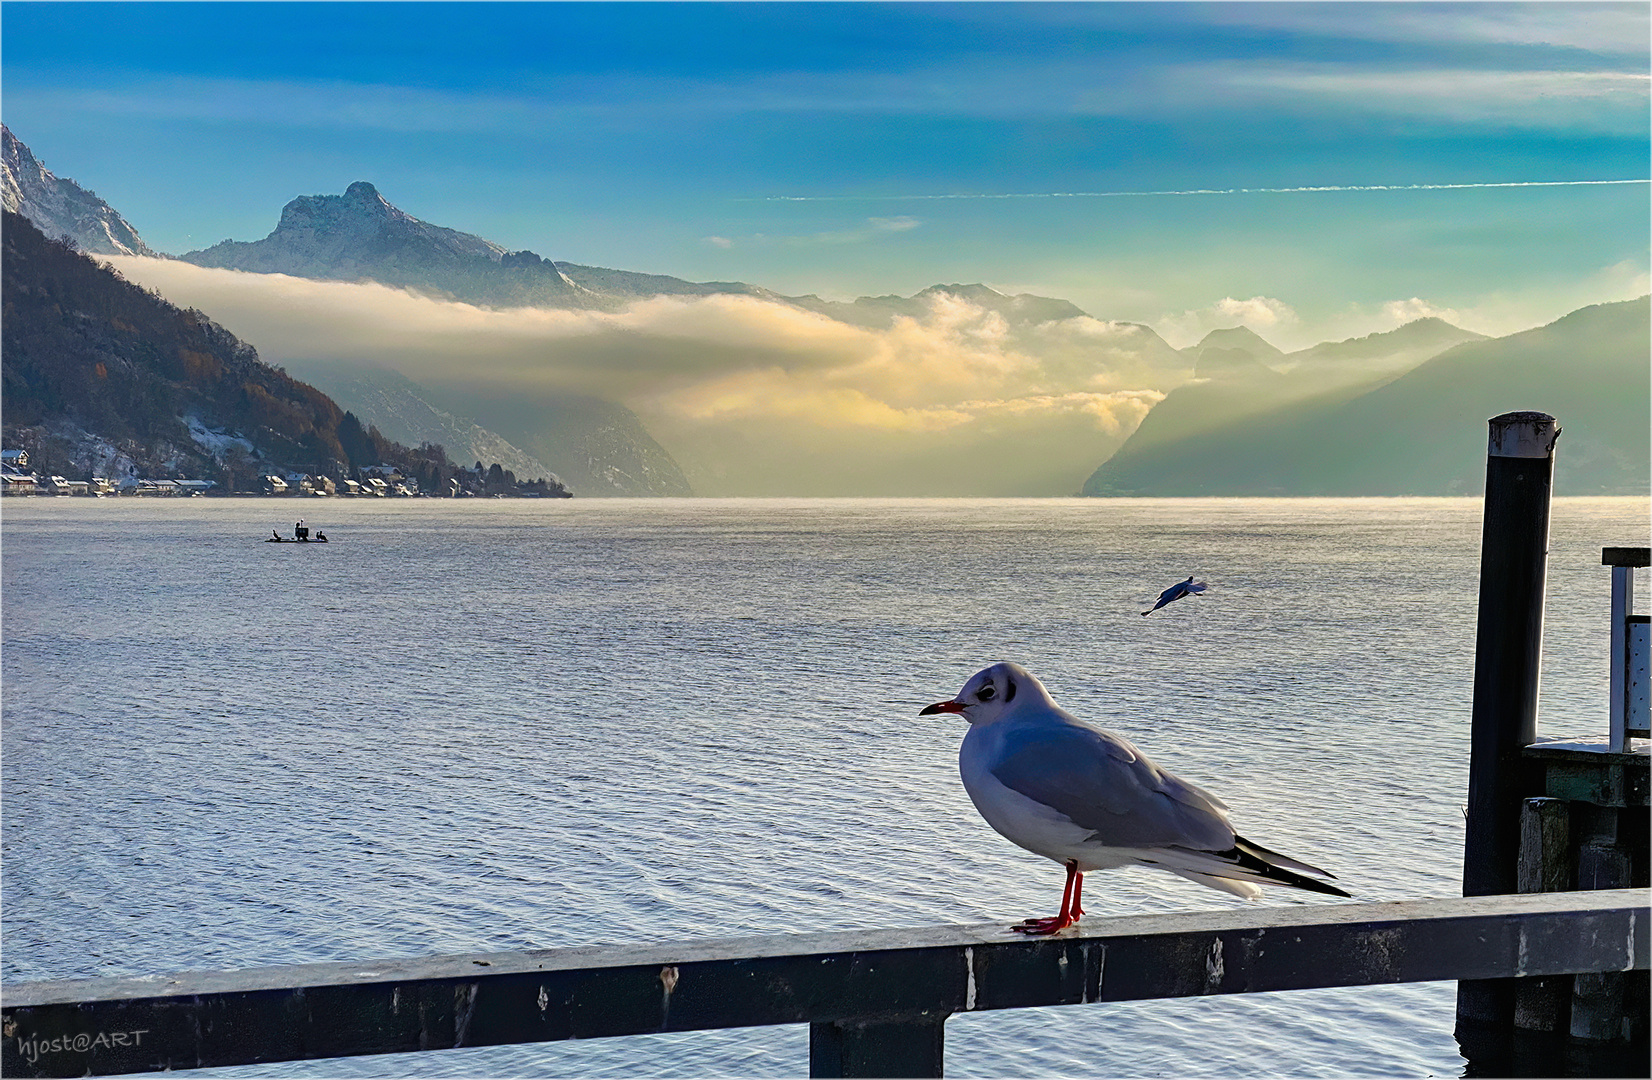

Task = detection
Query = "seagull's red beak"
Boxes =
[919,699,966,716]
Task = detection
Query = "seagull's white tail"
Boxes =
[1167,869,1262,899]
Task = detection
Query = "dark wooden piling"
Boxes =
[1458,412,1559,1031]
[1512,798,1571,1033]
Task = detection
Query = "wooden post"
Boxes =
[1458,411,1558,1030]
[809,1015,948,1078]
[1570,843,1634,1041]
[1513,797,1572,1033]
[1608,557,1633,751]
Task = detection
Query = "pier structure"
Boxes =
[2,410,1648,1078]
[0,891,1644,1078]
[1454,412,1649,1070]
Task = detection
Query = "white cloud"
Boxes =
[706,217,923,249]
[1214,296,1296,328]
[1192,63,1649,131]
[1154,296,1301,349]
[1203,4,1652,56]
[1381,297,1464,325]
[794,216,921,245]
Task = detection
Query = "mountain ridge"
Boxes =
[180,181,600,309]
[279,364,565,486]
[1108,314,1489,459]
[2,125,159,258]
[1083,295,1650,496]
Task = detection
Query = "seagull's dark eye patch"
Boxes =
[977,685,997,701]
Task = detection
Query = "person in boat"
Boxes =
[294,520,308,541]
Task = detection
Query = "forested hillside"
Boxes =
[2,209,565,495]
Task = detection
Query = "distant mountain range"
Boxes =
[1084,297,1648,495]
[1119,318,1489,461]
[172,179,1112,338]
[5,125,1646,497]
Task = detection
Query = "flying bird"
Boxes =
[1142,575,1207,616]
[920,661,1348,935]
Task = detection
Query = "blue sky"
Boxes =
[4,1,1648,346]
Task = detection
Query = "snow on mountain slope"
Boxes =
[2,126,158,257]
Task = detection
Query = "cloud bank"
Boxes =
[101,256,1643,493]
[107,257,1174,495]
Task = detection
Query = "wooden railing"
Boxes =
[3,889,1646,1078]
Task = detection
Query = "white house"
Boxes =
[2,469,38,496]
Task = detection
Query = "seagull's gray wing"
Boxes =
[990,722,1236,851]
[1144,587,1177,614]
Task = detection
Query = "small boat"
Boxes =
[265,535,329,543]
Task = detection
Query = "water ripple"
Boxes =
[3,496,1644,1077]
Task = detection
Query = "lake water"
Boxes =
[3,496,1647,1078]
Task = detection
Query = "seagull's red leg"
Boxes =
[1012,859,1082,935]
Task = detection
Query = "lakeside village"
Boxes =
[0,449,572,499]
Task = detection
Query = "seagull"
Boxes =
[920,661,1349,935]
[1142,575,1207,616]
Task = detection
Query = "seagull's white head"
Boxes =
[919,661,1048,726]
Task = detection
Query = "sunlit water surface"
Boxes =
[4,497,1647,1078]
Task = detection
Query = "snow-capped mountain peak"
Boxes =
[177,181,602,308]
[2,125,158,257]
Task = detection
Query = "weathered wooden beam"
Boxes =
[2,890,1646,1078]
[1527,743,1650,809]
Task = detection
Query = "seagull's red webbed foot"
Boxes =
[1009,860,1084,935]
[1010,912,1079,935]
